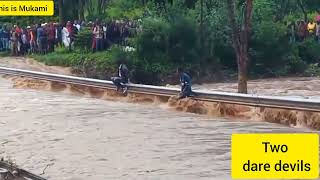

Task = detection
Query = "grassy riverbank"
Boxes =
[29,46,234,85]
[30,47,178,85]
[29,44,320,87]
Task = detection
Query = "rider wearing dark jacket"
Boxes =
[111,61,129,94]
[177,67,194,99]
[118,64,129,83]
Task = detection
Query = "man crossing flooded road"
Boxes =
[177,67,196,99]
[111,60,129,95]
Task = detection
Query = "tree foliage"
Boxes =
[2,0,320,86]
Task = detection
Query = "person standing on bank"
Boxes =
[47,22,56,53]
[111,60,129,95]
[177,67,195,99]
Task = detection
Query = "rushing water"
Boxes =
[0,78,314,180]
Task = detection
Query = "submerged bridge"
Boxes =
[0,66,319,112]
[0,66,320,179]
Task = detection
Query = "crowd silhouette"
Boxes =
[0,19,141,55]
[287,15,320,43]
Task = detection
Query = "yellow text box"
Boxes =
[232,134,319,179]
[0,1,54,16]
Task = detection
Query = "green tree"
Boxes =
[226,0,253,94]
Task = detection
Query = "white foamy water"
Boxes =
[193,77,320,101]
[0,78,315,180]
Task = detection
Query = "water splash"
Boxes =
[7,76,320,130]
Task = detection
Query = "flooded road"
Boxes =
[2,57,320,100]
[0,77,313,180]
[193,77,320,100]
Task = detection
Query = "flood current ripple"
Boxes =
[0,78,315,180]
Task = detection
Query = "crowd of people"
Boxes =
[90,19,140,52]
[0,19,141,55]
[287,15,320,43]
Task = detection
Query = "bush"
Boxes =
[30,48,79,67]
[31,48,117,78]
[287,54,307,74]
[305,64,320,77]
[297,38,320,64]
[74,27,93,51]
[136,15,200,64]
[136,17,170,63]
[106,0,144,20]
[167,15,200,64]
[0,51,10,57]
[250,21,290,75]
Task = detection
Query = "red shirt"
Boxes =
[15,27,21,34]
[47,26,56,40]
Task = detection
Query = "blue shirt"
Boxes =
[0,29,4,38]
[37,27,44,39]
[119,64,129,82]
[3,30,9,39]
[180,72,191,86]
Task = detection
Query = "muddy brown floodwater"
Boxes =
[0,77,316,180]
[0,57,72,75]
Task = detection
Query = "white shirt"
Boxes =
[118,64,128,77]
[22,34,27,44]
[93,26,102,39]
[62,27,69,39]
[76,24,80,31]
